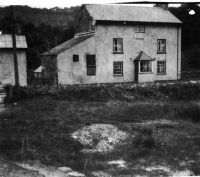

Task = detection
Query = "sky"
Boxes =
[0,0,189,9]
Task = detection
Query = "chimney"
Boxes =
[154,3,168,10]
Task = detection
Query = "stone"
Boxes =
[107,159,127,168]
[58,167,72,173]
[67,171,85,177]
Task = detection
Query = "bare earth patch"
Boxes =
[16,161,85,177]
[71,124,129,153]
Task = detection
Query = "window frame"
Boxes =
[157,61,166,75]
[113,38,123,54]
[86,54,96,76]
[73,54,79,62]
[139,60,153,73]
[113,61,123,76]
[157,39,166,54]
[135,25,145,33]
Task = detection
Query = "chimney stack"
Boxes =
[154,3,168,10]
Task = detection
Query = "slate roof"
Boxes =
[0,35,27,49]
[85,4,181,24]
[134,51,155,61]
[41,34,94,56]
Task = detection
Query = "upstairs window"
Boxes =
[73,55,79,62]
[157,39,166,53]
[135,25,145,33]
[113,61,123,76]
[140,61,152,73]
[86,55,96,76]
[113,38,123,53]
[157,61,166,74]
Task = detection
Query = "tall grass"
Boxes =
[16,81,200,102]
[177,102,200,122]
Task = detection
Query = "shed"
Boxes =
[0,34,27,86]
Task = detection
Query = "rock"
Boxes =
[72,124,129,153]
[58,167,72,173]
[67,171,85,177]
[107,159,127,168]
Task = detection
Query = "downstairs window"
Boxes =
[140,61,152,73]
[157,61,166,74]
[113,61,123,76]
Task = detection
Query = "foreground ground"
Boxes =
[1,95,200,176]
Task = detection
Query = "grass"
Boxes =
[1,95,200,176]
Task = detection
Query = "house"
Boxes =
[41,4,182,85]
[33,66,49,79]
[0,34,27,86]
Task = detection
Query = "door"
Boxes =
[134,60,139,82]
[86,55,96,76]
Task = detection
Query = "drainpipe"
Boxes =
[177,25,179,79]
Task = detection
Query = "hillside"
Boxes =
[0,5,80,28]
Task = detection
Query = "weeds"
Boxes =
[1,96,200,175]
[177,102,200,122]
[7,80,200,102]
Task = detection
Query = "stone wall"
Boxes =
[0,50,27,86]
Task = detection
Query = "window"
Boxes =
[86,55,96,76]
[157,39,166,53]
[157,61,166,74]
[140,61,152,73]
[113,61,123,76]
[73,55,79,62]
[113,38,123,53]
[135,25,145,33]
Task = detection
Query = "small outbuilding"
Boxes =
[0,34,27,86]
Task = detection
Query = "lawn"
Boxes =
[1,93,200,176]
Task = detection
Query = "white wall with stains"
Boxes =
[56,23,181,85]
[0,51,27,86]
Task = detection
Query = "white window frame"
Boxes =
[157,61,166,75]
[139,61,153,73]
[157,39,166,53]
[113,38,123,53]
[113,61,123,76]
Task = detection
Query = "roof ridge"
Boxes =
[84,4,181,24]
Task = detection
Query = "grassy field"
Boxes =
[1,93,200,176]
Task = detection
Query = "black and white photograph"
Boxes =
[0,0,200,176]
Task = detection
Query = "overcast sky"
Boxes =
[0,0,187,9]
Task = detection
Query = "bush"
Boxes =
[132,127,156,155]
[8,81,200,102]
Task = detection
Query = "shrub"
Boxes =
[132,127,156,155]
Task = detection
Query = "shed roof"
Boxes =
[41,34,94,56]
[34,66,44,73]
[134,51,155,61]
[0,35,27,49]
[84,4,181,24]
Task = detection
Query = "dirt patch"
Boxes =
[16,160,85,177]
[72,124,129,153]
[0,159,43,177]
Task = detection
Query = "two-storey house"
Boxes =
[41,4,182,85]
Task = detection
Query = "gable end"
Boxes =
[74,6,95,34]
